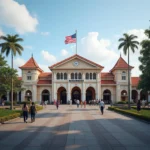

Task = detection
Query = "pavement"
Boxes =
[0,105,150,150]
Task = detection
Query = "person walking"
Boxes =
[22,102,29,123]
[137,100,141,112]
[84,100,86,108]
[56,100,59,109]
[30,102,37,123]
[77,99,80,108]
[99,99,105,115]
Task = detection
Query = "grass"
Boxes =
[108,106,150,122]
[0,109,21,117]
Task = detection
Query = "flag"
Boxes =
[65,33,76,44]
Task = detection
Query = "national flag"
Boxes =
[65,33,76,44]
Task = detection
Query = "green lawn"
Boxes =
[0,109,21,117]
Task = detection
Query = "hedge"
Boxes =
[108,106,150,122]
[116,101,135,104]
[0,105,43,124]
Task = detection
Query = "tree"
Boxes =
[118,33,139,109]
[138,29,150,93]
[0,34,23,109]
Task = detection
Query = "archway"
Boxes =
[132,90,138,103]
[140,90,148,101]
[42,90,50,104]
[121,90,127,101]
[103,89,111,104]
[1,95,7,101]
[25,90,32,101]
[72,87,81,104]
[86,87,95,104]
[57,87,67,104]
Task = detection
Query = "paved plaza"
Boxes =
[0,105,150,150]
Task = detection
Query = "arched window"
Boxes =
[71,73,74,79]
[122,71,126,80]
[78,73,82,79]
[64,73,67,80]
[90,73,92,79]
[75,73,77,79]
[57,73,60,80]
[93,73,96,79]
[86,73,89,80]
[61,73,63,79]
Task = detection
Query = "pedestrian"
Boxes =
[56,100,59,109]
[77,99,80,108]
[84,100,86,108]
[30,102,37,123]
[99,99,105,115]
[137,100,141,112]
[22,102,29,123]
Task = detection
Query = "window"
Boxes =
[61,73,63,79]
[64,73,67,80]
[122,71,126,80]
[90,73,92,79]
[57,73,60,80]
[75,73,78,79]
[27,76,32,80]
[78,73,82,79]
[71,73,74,79]
[93,73,96,79]
[86,73,89,80]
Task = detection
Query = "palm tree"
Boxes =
[0,34,23,110]
[118,33,139,109]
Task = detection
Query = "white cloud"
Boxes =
[14,57,26,76]
[80,32,119,72]
[0,0,38,34]
[61,49,69,57]
[0,28,5,36]
[24,45,33,50]
[39,64,50,72]
[41,32,50,36]
[41,50,57,64]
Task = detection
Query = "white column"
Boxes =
[82,73,85,101]
[137,90,140,100]
[32,85,37,102]
[96,73,100,99]
[21,90,25,102]
[116,84,120,103]
[7,91,9,102]
[67,73,71,102]
[17,91,19,102]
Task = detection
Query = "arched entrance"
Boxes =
[57,87,67,104]
[72,87,81,104]
[42,90,50,104]
[86,87,95,104]
[25,90,32,101]
[132,90,138,103]
[1,95,7,101]
[140,90,148,101]
[121,90,127,101]
[103,89,111,104]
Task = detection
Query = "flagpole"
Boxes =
[76,30,77,54]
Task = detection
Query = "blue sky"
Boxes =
[0,0,150,76]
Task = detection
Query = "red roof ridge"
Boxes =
[110,56,134,72]
[19,57,43,72]
[49,54,104,69]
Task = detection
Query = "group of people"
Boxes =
[22,102,37,123]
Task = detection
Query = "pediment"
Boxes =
[49,54,104,70]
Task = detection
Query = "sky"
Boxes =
[0,0,150,76]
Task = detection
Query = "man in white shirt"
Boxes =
[99,99,105,115]
[77,99,80,108]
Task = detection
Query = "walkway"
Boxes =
[0,105,150,150]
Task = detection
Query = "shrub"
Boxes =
[117,101,127,104]
[4,101,17,106]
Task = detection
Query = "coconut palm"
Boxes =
[118,33,139,109]
[0,34,23,110]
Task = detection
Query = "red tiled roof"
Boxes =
[19,57,43,72]
[101,72,114,78]
[101,80,116,84]
[110,56,134,72]
[131,77,140,86]
[18,77,22,80]
[37,80,52,84]
[39,72,52,77]
[49,54,104,69]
